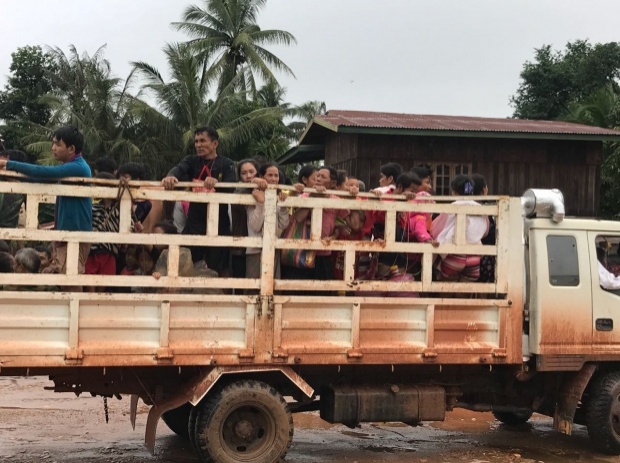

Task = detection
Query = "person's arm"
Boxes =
[5,160,87,179]
[277,206,290,231]
[247,203,265,233]
[599,262,620,290]
[162,156,193,189]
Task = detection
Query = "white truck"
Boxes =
[0,175,619,462]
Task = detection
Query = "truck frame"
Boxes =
[0,174,618,462]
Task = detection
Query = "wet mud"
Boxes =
[0,376,617,462]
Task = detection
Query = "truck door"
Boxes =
[588,232,620,351]
[529,229,592,356]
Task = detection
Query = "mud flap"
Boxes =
[130,394,138,430]
[553,363,596,435]
[144,375,206,455]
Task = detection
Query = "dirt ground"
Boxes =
[0,376,617,463]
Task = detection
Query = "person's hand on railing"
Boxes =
[204,177,218,190]
[133,221,144,233]
[370,188,382,196]
[403,191,417,200]
[152,271,162,280]
[253,178,268,191]
[314,185,326,194]
[348,184,359,196]
[161,176,178,190]
[427,239,440,248]
[252,189,266,204]
[0,159,7,169]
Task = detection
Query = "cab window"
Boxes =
[547,235,579,286]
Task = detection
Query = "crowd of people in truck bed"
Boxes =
[0,125,498,291]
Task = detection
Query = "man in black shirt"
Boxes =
[162,126,236,274]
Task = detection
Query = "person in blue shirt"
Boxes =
[0,126,92,276]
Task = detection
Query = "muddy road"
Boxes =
[0,376,616,463]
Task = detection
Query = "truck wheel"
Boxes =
[188,404,199,449]
[194,380,293,463]
[162,402,193,439]
[585,371,620,455]
[492,409,533,425]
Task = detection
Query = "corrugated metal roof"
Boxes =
[314,110,620,136]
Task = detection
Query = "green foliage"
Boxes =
[511,40,620,120]
[173,0,296,95]
[512,40,620,218]
[0,46,56,151]
[0,1,322,179]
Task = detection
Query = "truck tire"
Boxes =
[585,371,620,455]
[492,409,533,425]
[162,402,193,439]
[188,404,199,449]
[194,380,293,463]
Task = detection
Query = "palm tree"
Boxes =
[288,100,327,139]
[131,43,288,166]
[26,45,140,165]
[173,0,296,95]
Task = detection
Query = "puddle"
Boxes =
[360,444,417,453]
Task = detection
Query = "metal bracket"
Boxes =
[155,348,174,362]
[64,348,84,365]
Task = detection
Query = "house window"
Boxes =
[413,163,472,196]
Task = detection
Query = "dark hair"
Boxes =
[298,165,318,184]
[412,166,432,180]
[94,156,117,174]
[380,162,403,183]
[95,172,116,181]
[336,169,348,187]
[153,221,178,235]
[194,126,219,141]
[253,155,269,167]
[117,162,148,180]
[53,126,84,154]
[0,252,14,273]
[471,174,487,195]
[319,166,338,183]
[278,168,291,185]
[450,174,475,195]
[0,149,28,163]
[396,172,422,190]
[357,180,366,192]
[0,240,9,254]
[597,246,607,263]
[34,244,52,258]
[259,162,280,177]
[237,159,260,179]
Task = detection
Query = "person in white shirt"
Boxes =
[597,246,620,291]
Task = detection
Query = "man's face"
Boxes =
[52,137,74,163]
[379,173,391,188]
[194,132,218,158]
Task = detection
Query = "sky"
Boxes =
[2,0,620,118]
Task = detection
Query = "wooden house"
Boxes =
[278,110,620,216]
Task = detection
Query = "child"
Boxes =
[86,172,142,290]
[246,162,289,279]
[412,166,433,194]
[14,248,41,273]
[431,175,489,282]
[395,173,438,274]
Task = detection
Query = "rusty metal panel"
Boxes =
[313,110,620,137]
[434,305,500,349]
[359,303,427,349]
[0,299,70,355]
[79,300,162,351]
[168,300,250,351]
